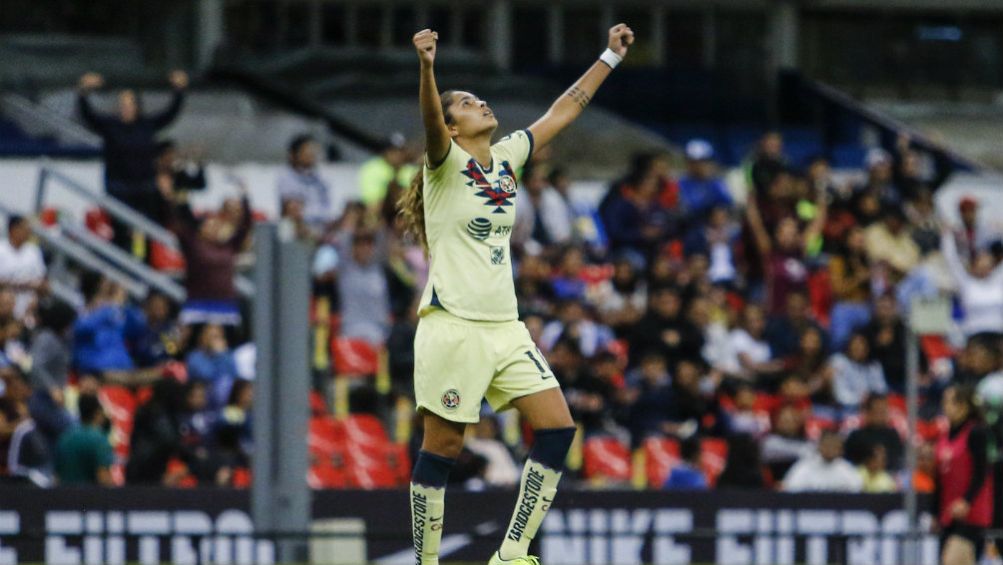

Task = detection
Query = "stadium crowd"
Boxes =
[0,83,1001,497]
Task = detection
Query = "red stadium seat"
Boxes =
[805,415,838,441]
[643,437,680,489]
[84,208,113,240]
[309,464,349,489]
[332,338,379,377]
[700,438,728,486]
[343,414,389,446]
[920,335,953,362]
[150,242,186,272]
[583,436,631,482]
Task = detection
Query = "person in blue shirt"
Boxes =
[678,139,733,229]
[663,435,708,490]
[185,324,238,410]
[72,273,145,379]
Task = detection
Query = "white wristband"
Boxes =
[599,48,622,69]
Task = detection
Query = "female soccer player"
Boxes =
[399,23,634,565]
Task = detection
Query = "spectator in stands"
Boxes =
[787,326,831,403]
[721,304,783,386]
[953,196,996,265]
[514,164,574,248]
[912,442,937,494]
[764,291,824,361]
[27,300,76,448]
[864,206,920,286]
[541,299,612,359]
[858,444,896,493]
[725,383,770,438]
[220,379,253,453]
[905,188,940,255]
[592,253,647,336]
[683,207,740,285]
[337,229,391,347]
[829,332,887,410]
[177,380,216,484]
[163,182,252,327]
[549,167,607,253]
[358,132,417,220]
[54,394,114,486]
[0,369,51,487]
[77,71,189,256]
[625,353,673,443]
[126,377,187,485]
[666,359,721,437]
[72,273,146,385]
[602,158,672,260]
[155,140,207,193]
[630,286,703,368]
[552,338,612,435]
[678,139,732,227]
[893,134,953,202]
[856,148,899,206]
[940,226,1003,340]
[464,416,520,487]
[762,404,813,481]
[828,226,873,349]
[662,436,707,490]
[844,394,904,471]
[550,246,587,301]
[0,215,46,319]
[277,134,333,232]
[717,433,765,489]
[185,324,238,410]
[782,429,862,492]
[130,292,180,368]
[748,131,786,198]
[863,294,908,392]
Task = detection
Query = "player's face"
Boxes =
[446,91,497,138]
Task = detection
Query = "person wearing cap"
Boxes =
[678,139,733,229]
[358,131,419,221]
[863,205,920,284]
[855,148,900,206]
[955,196,992,265]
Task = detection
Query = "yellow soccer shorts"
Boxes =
[413,309,559,423]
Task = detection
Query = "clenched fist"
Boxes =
[413,29,439,66]
[168,70,189,90]
[78,72,104,92]
[608,23,635,58]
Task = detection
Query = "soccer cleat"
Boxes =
[488,552,541,565]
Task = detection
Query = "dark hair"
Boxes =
[227,379,252,407]
[80,271,104,304]
[680,435,702,463]
[288,134,315,155]
[862,393,888,411]
[0,397,17,422]
[7,215,25,233]
[398,90,458,251]
[156,139,176,157]
[946,383,983,423]
[547,166,567,186]
[819,428,842,442]
[846,330,870,354]
[37,299,77,334]
[78,393,104,424]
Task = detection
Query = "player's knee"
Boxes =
[422,429,465,459]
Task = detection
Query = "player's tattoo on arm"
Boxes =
[566,85,591,110]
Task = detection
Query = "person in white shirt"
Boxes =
[829,331,887,409]
[940,226,1003,339]
[276,134,333,232]
[783,429,863,492]
[0,216,46,319]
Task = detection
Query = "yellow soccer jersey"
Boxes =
[418,129,534,321]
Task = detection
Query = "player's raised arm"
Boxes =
[528,23,634,152]
[414,29,451,166]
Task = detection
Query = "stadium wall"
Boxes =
[0,487,938,565]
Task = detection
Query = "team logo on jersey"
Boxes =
[490,246,505,265]
[441,389,461,409]
[466,217,492,240]
[462,159,518,214]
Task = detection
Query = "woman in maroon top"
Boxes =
[163,183,252,327]
[746,190,826,316]
[936,385,992,565]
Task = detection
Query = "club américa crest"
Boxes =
[462,159,517,214]
[441,389,461,410]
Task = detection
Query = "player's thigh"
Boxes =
[485,324,569,428]
[414,313,494,424]
[941,535,977,565]
[420,410,467,459]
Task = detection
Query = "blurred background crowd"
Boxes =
[1,71,1001,496]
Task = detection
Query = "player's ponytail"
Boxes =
[397,170,427,251]
[396,90,456,254]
